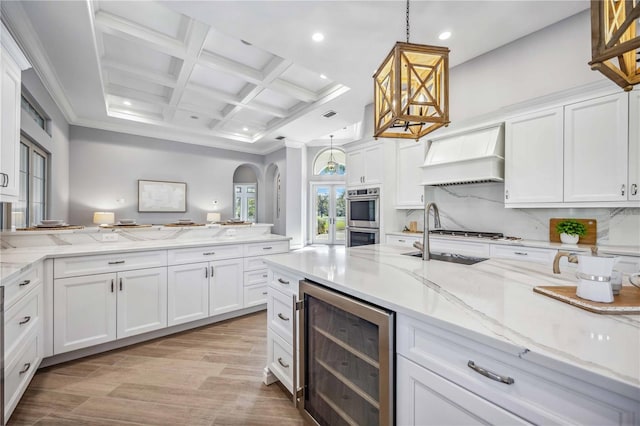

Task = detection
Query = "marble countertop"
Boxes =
[385,231,640,256]
[0,234,290,282]
[263,244,640,394]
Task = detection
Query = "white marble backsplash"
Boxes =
[0,224,274,250]
[399,183,640,246]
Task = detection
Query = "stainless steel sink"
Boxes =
[402,251,488,265]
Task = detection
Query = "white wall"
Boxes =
[21,69,70,221]
[68,126,264,226]
[264,148,285,235]
[285,144,306,248]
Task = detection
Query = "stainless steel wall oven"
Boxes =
[346,187,380,229]
[297,280,394,426]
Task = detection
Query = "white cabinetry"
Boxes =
[386,233,421,248]
[3,262,44,422]
[242,240,289,308]
[346,142,383,186]
[505,107,564,204]
[0,24,30,202]
[209,258,244,316]
[564,92,629,202]
[430,238,490,258]
[627,89,640,201]
[396,140,425,208]
[489,245,557,265]
[116,268,167,338]
[167,263,209,326]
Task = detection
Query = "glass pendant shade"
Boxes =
[373,42,450,140]
[590,0,640,91]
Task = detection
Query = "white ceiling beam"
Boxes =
[107,83,170,105]
[199,50,263,84]
[186,83,287,118]
[213,83,265,128]
[270,78,318,103]
[102,59,178,88]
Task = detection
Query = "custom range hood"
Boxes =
[420,123,505,186]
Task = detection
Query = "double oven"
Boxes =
[346,187,380,247]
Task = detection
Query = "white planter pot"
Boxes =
[560,233,579,244]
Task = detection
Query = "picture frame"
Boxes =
[138,179,187,213]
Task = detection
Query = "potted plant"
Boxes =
[555,219,587,244]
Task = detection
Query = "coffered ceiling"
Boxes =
[1,1,588,154]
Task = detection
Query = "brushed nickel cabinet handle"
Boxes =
[19,280,31,287]
[632,183,638,196]
[398,239,406,243]
[205,267,209,278]
[262,274,268,278]
[262,291,268,295]
[19,363,31,375]
[467,360,514,385]
[202,252,216,256]
[277,278,290,285]
[108,260,125,265]
[19,316,31,325]
[262,246,273,250]
[210,266,214,277]
[119,277,123,291]
[277,313,290,321]
[277,357,289,369]
[514,252,528,256]
[621,184,626,196]
[111,279,114,293]
[505,190,509,200]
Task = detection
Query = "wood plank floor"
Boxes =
[8,312,305,425]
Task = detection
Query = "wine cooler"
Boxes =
[297,280,394,426]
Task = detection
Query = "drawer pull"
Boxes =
[398,239,406,243]
[514,252,528,256]
[277,278,290,285]
[19,363,31,375]
[467,360,514,385]
[19,280,31,287]
[262,274,268,278]
[278,313,290,321]
[19,316,31,325]
[203,252,216,256]
[262,291,268,295]
[262,246,273,250]
[108,260,125,265]
[277,357,289,369]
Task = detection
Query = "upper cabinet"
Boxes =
[505,90,638,208]
[346,141,383,187]
[396,140,425,208]
[0,24,30,203]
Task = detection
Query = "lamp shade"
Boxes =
[207,212,221,223]
[93,212,115,226]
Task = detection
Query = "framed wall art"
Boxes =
[138,180,187,213]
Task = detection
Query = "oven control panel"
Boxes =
[347,187,379,197]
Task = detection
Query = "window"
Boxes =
[12,136,48,228]
[21,94,49,133]
[234,183,257,222]
[313,148,346,175]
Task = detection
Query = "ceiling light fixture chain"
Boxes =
[406,0,410,43]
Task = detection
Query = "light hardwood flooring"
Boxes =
[8,312,305,425]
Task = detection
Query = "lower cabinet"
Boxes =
[397,356,527,426]
[209,258,244,316]
[167,263,209,326]
[53,267,167,354]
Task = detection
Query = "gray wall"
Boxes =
[264,148,285,235]
[21,69,70,221]
[68,126,264,226]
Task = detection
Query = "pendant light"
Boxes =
[326,135,338,174]
[589,0,640,91]
[373,0,450,140]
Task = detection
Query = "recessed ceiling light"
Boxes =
[242,127,249,131]
[312,32,324,42]
[123,100,132,106]
[320,74,327,79]
[439,31,452,40]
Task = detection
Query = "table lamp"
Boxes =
[207,212,221,224]
[93,212,115,227]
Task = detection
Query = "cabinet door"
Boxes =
[116,267,167,338]
[564,93,629,202]
[363,143,383,184]
[167,262,209,326]
[505,108,563,204]
[397,356,528,426]
[0,50,22,200]
[53,273,117,354]
[346,149,365,186]
[628,90,640,201]
[209,258,244,316]
[396,140,425,207]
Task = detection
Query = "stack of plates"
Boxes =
[117,219,137,226]
[37,219,67,228]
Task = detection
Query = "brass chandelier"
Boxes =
[326,135,337,174]
[590,0,640,91]
[373,0,450,140]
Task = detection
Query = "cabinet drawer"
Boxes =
[243,240,289,257]
[268,287,294,343]
[397,315,639,425]
[268,269,300,296]
[168,244,242,265]
[430,239,490,257]
[5,283,42,363]
[4,262,42,309]
[244,256,268,271]
[489,245,557,264]
[244,284,268,308]
[5,331,41,417]
[268,331,294,393]
[54,250,167,278]
[244,269,268,286]
[387,234,421,248]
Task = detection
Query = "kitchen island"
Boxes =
[264,244,640,425]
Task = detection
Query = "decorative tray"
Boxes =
[221,221,252,226]
[164,223,205,227]
[104,224,153,228]
[18,225,84,231]
[533,285,640,314]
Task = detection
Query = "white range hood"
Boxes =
[421,123,505,186]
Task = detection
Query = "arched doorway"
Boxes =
[232,165,259,222]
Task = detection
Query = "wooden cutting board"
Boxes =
[17,225,84,231]
[549,218,597,245]
[534,285,640,314]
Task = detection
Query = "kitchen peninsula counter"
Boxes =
[263,244,640,396]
